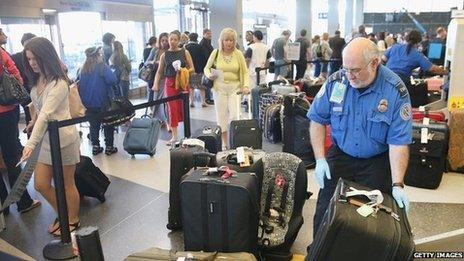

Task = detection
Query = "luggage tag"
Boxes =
[356,204,375,218]
[329,81,347,104]
[421,128,429,144]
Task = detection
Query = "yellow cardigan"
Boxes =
[203,49,250,90]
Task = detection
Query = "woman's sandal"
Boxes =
[48,218,60,234]
[52,220,80,237]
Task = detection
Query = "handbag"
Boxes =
[68,81,86,118]
[138,63,155,82]
[0,57,30,105]
[101,96,135,127]
[201,49,219,89]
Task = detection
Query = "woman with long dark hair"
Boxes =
[153,31,194,145]
[79,46,118,155]
[110,41,132,98]
[382,30,448,87]
[22,37,80,236]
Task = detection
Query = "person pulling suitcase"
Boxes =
[307,38,412,244]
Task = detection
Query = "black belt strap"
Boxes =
[201,183,209,250]
[220,185,229,251]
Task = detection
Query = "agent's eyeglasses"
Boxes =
[341,59,374,76]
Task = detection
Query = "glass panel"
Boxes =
[58,12,102,79]
[0,19,51,54]
[154,0,179,34]
[102,20,148,88]
[242,0,296,46]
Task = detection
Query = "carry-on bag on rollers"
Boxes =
[123,108,161,156]
[75,156,110,203]
[229,93,262,149]
[167,139,215,230]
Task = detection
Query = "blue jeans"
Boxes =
[314,59,322,77]
[119,80,130,98]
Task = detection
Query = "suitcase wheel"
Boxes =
[166,222,182,231]
[97,195,106,203]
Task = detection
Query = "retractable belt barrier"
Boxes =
[19,91,191,260]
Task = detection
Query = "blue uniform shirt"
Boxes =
[385,44,433,78]
[308,65,413,158]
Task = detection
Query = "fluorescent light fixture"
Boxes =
[42,8,57,14]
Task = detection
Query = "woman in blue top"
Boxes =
[382,30,448,86]
[79,46,118,155]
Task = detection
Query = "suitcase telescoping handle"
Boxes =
[192,151,216,167]
[236,91,252,120]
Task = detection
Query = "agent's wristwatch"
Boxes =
[392,182,405,188]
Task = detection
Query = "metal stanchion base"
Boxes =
[43,240,76,260]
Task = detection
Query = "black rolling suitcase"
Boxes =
[194,125,222,154]
[307,179,415,261]
[181,168,259,253]
[167,141,215,230]
[229,119,262,149]
[258,153,309,260]
[282,94,315,167]
[405,121,448,189]
[123,112,161,156]
[75,156,110,203]
[264,104,282,143]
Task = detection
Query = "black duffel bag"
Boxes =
[101,96,135,127]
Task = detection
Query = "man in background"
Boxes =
[328,30,346,75]
[200,28,214,105]
[271,30,291,80]
[295,29,311,79]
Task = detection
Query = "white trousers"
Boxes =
[213,82,241,132]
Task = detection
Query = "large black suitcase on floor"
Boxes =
[405,121,448,189]
[194,125,222,154]
[264,104,282,143]
[282,95,315,167]
[181,168,259,253]
[307,179,415,261]
[229,119,262,149]
[75,156,110,203]
[168,143,215,230]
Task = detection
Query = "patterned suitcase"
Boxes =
[448,109,464,173]
[259,93,283,130]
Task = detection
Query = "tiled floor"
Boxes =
[1,97,464,260]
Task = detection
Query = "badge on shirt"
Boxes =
[378,99,388,113]
[329,82,346,104]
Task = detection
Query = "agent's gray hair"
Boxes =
[343,39,380,64]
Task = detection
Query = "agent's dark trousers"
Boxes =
[312,145,392,239]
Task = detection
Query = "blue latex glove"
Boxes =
[392,186,410,213]
[315,158,331,189]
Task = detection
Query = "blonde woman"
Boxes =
[203,28,250,148]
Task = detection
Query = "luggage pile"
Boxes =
[167,131,310,260]
[251,79,316,167]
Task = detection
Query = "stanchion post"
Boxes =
[182,91,191,138]
[43,120,76,260]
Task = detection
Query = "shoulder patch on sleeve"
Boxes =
[396,82,409,98]
[400,103,412,121]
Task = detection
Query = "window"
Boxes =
[0,18,51,54]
